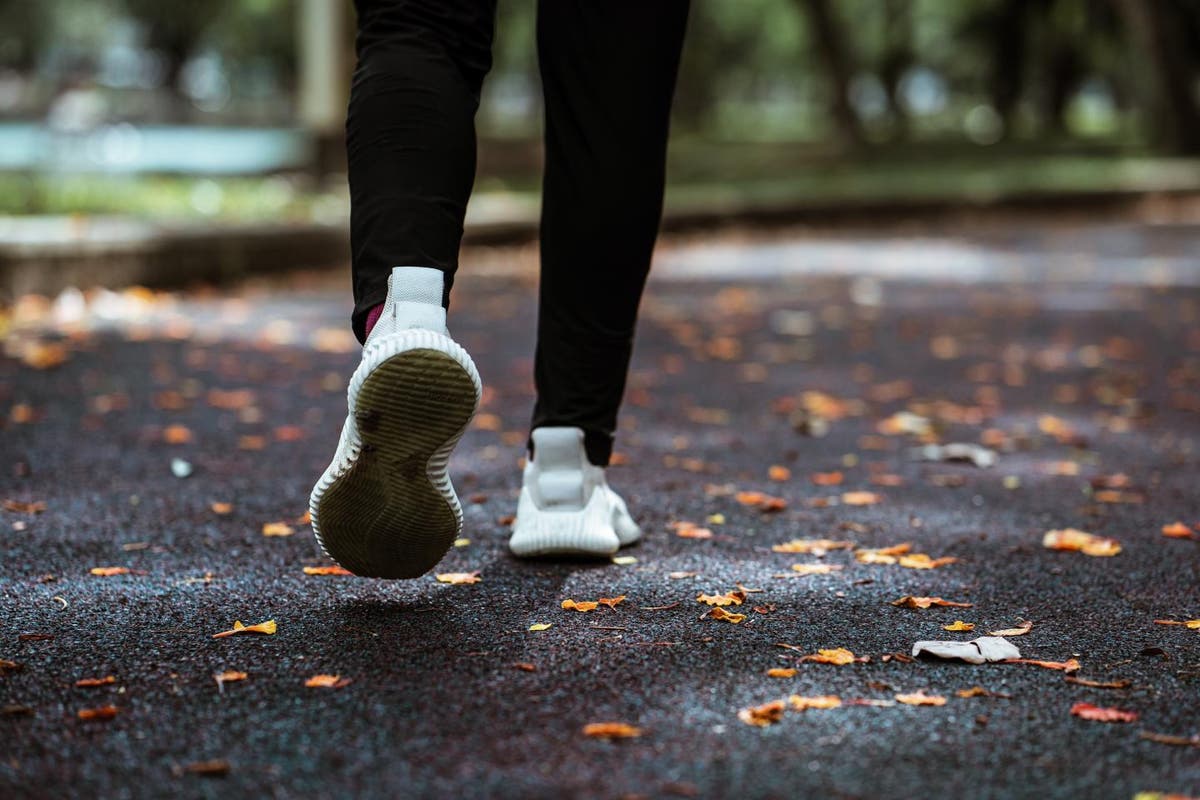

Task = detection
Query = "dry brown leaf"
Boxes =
[790,563,843,576]
[943,620,975,631]
[582,722,642,739]
[898,553,959,569]
[855,543,912,564]
[1071,703,1137,723]
[89,566,137,577]
[988,620,1034,636]
[771,538,854,555]
[696,591,745,607]
[305,674,352,689]
[435,571,481,585]
[261,521,295,537]
[562,599,599,612]
[303,565,354,576]
[738,700,786,727]
[597,596,627,609]
[181,760,231,776]
[1138,731,1200,748]
[1065,676,1131,689]
[895,691,947,706]
[1043,528,1121,557]
[705,607,746,624]
[1005,658,1080,673]
[75,676,116,688]
[77,705,120,720]
[891,596,973,609]
[767,668,797,678]
[2,499,46,514]
[513,662,537,672]
[956,686,1010,699]
[798,648,862,665]
[212,619,277,639]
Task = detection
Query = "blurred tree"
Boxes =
[793,0,864,146]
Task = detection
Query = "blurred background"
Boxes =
[1,0,1200,295]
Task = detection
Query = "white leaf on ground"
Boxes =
[911,636,1020,664]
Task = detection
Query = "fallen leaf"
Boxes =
[735,491,788,512]
[738,700,786,727]
[435,572,481,585]
[214,670,247,684]
[892,596,973,609]
[798,648,861,665]
[704,607,746,624]
[1138,731,1200,748]
[598,596,626,609]
[956,686,1011,699]
[1043,528,1121,557]
[513,662,537,672]
[842,491,882,506]
[212,619,277,639]
[855,543,912,564]
[562,599,599,612]
[181,759,230,776]
[1153,619,1200,629]
[845,698,896,708]
[77,705,120,720]
[2,500,46,514]
[672,521,714,540]
[790,563,843,575]
[89,567,132,577]
[810,471,844,486]
[987,620,1034,637]
[1065,676,1131,689]
[261,521,295,537]
[766,668,797,678]
[668,571,699,579]
[897,553,959,569]
[1004,658,1080,673]
[772,538,853,555]
[943,620,975,631]
[896,691,947,706]
[1161,522,1197,539]
[1071,702,1137,723]
[305,674,352,688]
[529,623,552,632]
[696,591,745,607]
[582,722,642,739]
[210,502,233,515]
[768,465,792,481]
[75,676,116,687]
[788,695,842,710]
[912,637,1021,664]
[0,659,23,674]
[162,424,194,444]
[303,565,354,576]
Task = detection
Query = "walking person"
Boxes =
[310,0,690,578]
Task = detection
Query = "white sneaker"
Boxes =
[509,427,641,557]
[309,267,481,578]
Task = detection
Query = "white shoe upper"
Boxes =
[509,427,641,557]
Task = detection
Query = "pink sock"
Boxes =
[364,303,384,337]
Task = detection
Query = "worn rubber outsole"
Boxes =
[311,335,480,578]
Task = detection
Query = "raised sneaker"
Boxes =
[309,267,481,578]
[509,426,641,557]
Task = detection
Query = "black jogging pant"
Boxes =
[347,0,690,466]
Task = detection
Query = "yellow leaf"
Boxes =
[841,491,882,506]
[943,620,975,631]
[435,571,481,585]
[212,619,276,639]
[799,648,858,665]
[895,691,947,706]
[1042,528,1121,557]
[772,538,853,555]
[705,607,746,624]
[303,565,354,576]
[562,599,599,612]
[898,553,959,569]
[582,722,642,739]
[529,623,552,632]
[696,591,745,607]
[261,521,295,537]
[768,465,792,481]
[89,567,132,577]
[855,543,911,565]
[597,596,626,609]
[788,695,842,710]
[766,668,797,678]
[305,674,351,688]
[790,563,842,575]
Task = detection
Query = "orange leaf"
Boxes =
[738,700,786,727]
[768,465,792,481]
[1004,658,1080,673]
[705,607,746,624]
[766,668,797,678]
[597,596,626,609]
[1153,619,1200,629]
[162,424,194,445]
[891,596,973,609]
[1162,521,1197,539]
[898,553,959,570]
[810,471,844,486]
[1043,528,1121,557]
[799,648,860,665]
[214,670,248,684]
[75,675,116,687]
[841,491,882,506]
[435,571,481,585]
[956,686,1010,699]
[855,543,911,564]
[582,722,642,739]
[1070,703,1138,723]
[672,521,714,539]
[788,695,842,710]
[89,566,132,577]
[696,591,745,607]
[735,491,788,512]
[943,620,975,631]
[212,619,277,639]
[210,502,233,515]
[305,674,352,688]
[303,565,354,576]
[562,599,599,612]
[772,538,854,555]
[3,499,46,514]
[261,521,295,537]
[77,705,120,720]
[895,691,947,706]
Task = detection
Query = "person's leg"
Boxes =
[509,0,689,559]
[312,0,494,578]
[530,0,690,465]
[347,0,496,342]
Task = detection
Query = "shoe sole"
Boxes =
[311,333,480,578]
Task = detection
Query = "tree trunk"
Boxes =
[794,0,865,148]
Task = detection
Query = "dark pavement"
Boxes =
[2,224,1199,799]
